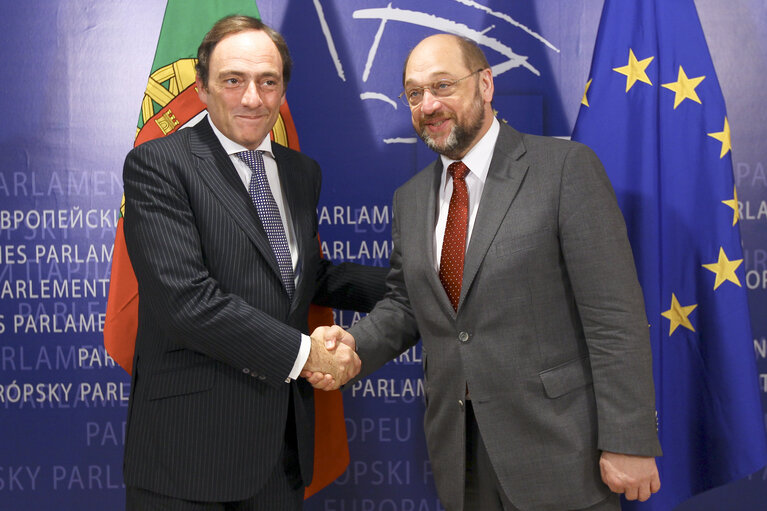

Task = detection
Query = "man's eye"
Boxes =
[407,89,423,99]
[259,79,281,91]
[436,81,453,91]
[224,78,240,87]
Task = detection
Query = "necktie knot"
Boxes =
[237,150,264,171]
[448,161,470,181]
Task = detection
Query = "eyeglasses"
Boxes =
[399,70,483,107]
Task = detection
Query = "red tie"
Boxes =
[439,161,470,310]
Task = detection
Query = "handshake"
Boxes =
[300,325,358,391]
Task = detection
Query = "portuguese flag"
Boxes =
[103,0,349,499]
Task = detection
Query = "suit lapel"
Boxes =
[274,143,309,309]
[188,118,283,283]
[460,124,529,308]
[419,160,458,317]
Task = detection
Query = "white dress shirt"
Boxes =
[434,118,501,270]
[209,120,310,382]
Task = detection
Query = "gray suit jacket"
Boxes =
[350,123,662,511]
[122,117,387,501]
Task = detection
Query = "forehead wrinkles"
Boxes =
[210,32,282,75]
[405,46,468,85]
[405,69,453,87]
[214,58,280,77]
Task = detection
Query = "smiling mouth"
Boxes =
[423,116,452,132]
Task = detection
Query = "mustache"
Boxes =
[420,112,453,123]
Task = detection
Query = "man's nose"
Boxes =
[419,88,442,114]
[241,81,263,107]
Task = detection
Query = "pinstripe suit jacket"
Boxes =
[350,124,662,510]
[122,117,386,501]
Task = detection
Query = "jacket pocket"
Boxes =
[539,356,592,398]
[146,362,216,401]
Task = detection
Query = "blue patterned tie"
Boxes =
[237,150,295,299]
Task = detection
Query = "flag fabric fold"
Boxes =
[572,1,767,509]
[104,0,349,499]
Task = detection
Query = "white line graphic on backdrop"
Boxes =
[360,92,398,109]
[353,5,541,77]
[362,2,391,82]
[452,0,560,52]
[383,138,418,144]
[312,2,557,143]
[313,0,346,81]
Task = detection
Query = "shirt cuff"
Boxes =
[287,333,311,382]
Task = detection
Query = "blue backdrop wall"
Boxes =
[1,1,765,510]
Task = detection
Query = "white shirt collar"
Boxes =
[439,117,500,185]
[207,116,275,159]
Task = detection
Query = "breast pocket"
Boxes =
[491,227,553,260]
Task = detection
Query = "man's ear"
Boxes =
[195,75,208,106]
[479,68,494,103]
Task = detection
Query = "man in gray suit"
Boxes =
[312,34,662,510]
[122,16,386,510]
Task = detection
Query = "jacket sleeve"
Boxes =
[349,187,422,380]
[558,142,662,456]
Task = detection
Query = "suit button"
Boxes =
[242,368,250,374]
[458,331,470,343]
[258,375,267,381]
[458,399,464,408]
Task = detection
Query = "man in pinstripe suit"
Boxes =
[122,16,387,510]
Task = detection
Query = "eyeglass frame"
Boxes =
[398,69,485,108]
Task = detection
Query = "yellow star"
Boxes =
[661,66,705,109]
[613,49,654,92]
[708,117,732,158]
[661,293,697,336]
[702,247,743,290]
[582,78,592,106]
[721,185,740,226]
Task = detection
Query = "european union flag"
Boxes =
[572,0,767,509]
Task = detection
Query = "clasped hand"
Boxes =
[600,451,660,502]
[301,325,359,390]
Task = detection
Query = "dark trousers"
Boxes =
[126,454,303,511]
[463,401,619,511]
[127,399,304,511]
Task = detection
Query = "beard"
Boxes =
[417,89,485,160]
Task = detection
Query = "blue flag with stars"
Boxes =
[572,0,767,509]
